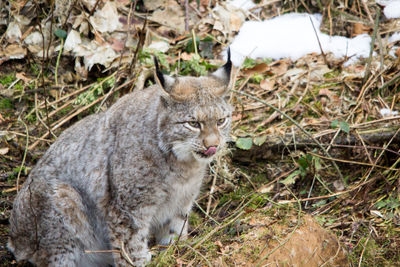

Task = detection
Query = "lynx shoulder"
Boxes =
[9,51,234,266]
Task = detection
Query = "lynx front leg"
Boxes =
[107,207,152,266]
[156,213,189,246]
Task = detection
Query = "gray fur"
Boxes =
[9,64,233,266]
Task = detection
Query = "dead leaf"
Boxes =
[49,90,58,99]
[148,41,169,53]
[260,79,275,90]
[16,72,31,83]
[213,20,224,32]
[151,0,187,35]
[243,63,269,76]
[232,113,242,122]
[110,38,125,52]
[310,65,330,81]
[212,2,246,38]
[64,30,82,52]
[87,44,119,70]
[257,184,273,193]
[144,0,166,10]
[270,59,290,76]
[396,47,400,58]
[21,26,34,42]
[353,23,371,36]
[5,22,22,43]
[319,88,340,103]
[0,44,26,64]
[333,180,345,191]
[94,31,106,45]
[230,13,243,32]
[0,147,9,155]
[180,52,193,61]
[89,1,123,33]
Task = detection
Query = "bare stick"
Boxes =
[90,0,101,16]
[362,7,380,85]
[309,16,328,66]
[129,18,147,74]
[16,119,29,193]
[184,0,189,32]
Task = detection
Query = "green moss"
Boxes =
[349,237,380,266]
[0,74,16,86]
[250,74,264,83]
[189,211,202,228]
[253,173,268,184]
[0,98,13,110]
[323,70,341,78]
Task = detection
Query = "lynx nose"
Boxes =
[203,133,220,156]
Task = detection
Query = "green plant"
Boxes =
[0,98,13,110]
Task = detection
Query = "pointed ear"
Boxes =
[154,57,175,98]
[212,47,234,97]
[212,47,232,83]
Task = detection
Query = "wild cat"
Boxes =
[8,51,233,266]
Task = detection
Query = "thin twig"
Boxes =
[85,249,120,253]
[358,229,373,267]
[184,244,212,267]
[362,7,380,85]
[90,0,101,16]
[379,71,400,91]
[206,172,217,215]
[120,241,135,266]
[184,0,189,32]
[309,16,328,66]
[55,38,64,86]
[308,151,399,171]
[190,211,244,250]
[129,18,147,74]
[16,119,29,193]
[34,2,51,139]
[194,201,220,226]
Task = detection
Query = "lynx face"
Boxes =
[155,56,233,163]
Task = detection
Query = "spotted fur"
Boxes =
[9,56,233,266]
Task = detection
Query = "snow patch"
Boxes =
[380,0,400,19]
[227,13,371,67]
[380,108,399,117]
[230,0,256,11]
[389,32,400,43]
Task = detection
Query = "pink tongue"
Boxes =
[204,147,217,156]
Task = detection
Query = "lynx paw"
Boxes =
[158,229,188,246]
[120,249,151,266]
[158,233,178,246]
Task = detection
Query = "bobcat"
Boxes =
[8,51,233,266]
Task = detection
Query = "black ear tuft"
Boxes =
[154,57,165,89]
[223,47,232,77]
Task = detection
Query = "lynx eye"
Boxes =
[217,118,226,126]
[186,121,201,129]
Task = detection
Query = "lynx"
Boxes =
[8,51,233,266]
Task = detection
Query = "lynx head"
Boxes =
[155,50,233,163]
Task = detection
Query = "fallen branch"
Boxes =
[230,127,400,162]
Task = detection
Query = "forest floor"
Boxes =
[1,0,400,266]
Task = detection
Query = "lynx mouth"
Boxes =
[194,151,215,159]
